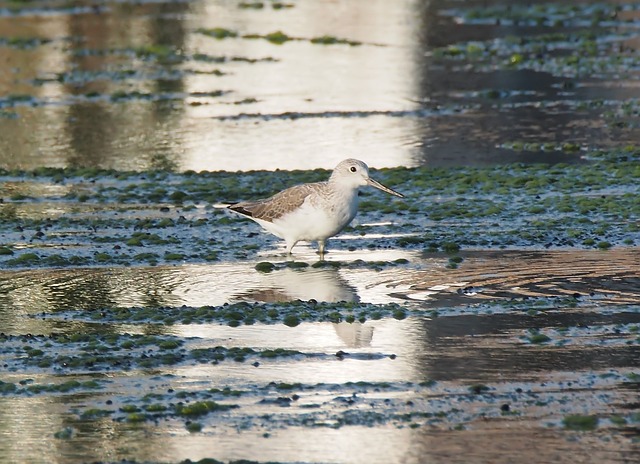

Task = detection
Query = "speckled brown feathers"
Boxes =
[229,182,328,223]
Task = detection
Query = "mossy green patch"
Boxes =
[259,348,302,358]
[283,314,301,327]
[255,261,275,272]
[239,1,264,9]
[120,404,141,413]
[563,414,599,431]
[186,421,203,432]
[528,333,552,344]
[263,30,292,44]
[144,403,167,412]
[469,384,490,394]
[53,427,74,439]
[0,246,14,255]
[175,400,238,417]
[6,252,40,265]
[195,28,238,39]
[310,35,362,46]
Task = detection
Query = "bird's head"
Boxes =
[330,158,403,198]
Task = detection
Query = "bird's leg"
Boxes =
[285,240,298,255]
[317,240,326,260]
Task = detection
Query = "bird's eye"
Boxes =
[350,166,357,173]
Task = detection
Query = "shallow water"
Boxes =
[1,248,639,463]
[2,0,639,171]
[1,1,640,463]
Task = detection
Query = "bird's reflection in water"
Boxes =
[333,321,374,348]
[233,266,359,303]
[233,266,375,347]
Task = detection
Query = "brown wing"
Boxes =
[228,182,326,222]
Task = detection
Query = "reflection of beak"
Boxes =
[366,177,404,198]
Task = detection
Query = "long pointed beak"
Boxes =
[366,177,404,198]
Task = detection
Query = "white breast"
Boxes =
[271,188,359,243]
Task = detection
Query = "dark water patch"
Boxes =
[409,310,640,383]
[430,18,640,79]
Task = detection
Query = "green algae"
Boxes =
[260,348,301,358]
[175,401,238,417]
[454,3,630,27]
[50,300,416,327]
[196,28,238,40]
[126,412,147,423]
[239,1,265,8]
[53,427,74,440]
[310,35,362,46]
[282,314,300,327]
[0,246,14,255]
[0,36,52,49]
[0,337,307,372]
[563,414,599,431]
[528,332,552,344]
[0,333,190,371]
[0,379,105,395]
[36,369,635,449]
[272,2,294,9]
[144,403,167,412]
[0,146,638,269]
[468,384,490,395]
[255,261,275,272]
[262,31,292,45]
[186,422,203,433]
[196,28,365,47]
[239,1,293,9]
[432,23,639,79]
[5,252,40,266]
[609,415,627,426]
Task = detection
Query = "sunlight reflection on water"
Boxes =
[0,257,423,334]
[0,0,422,172]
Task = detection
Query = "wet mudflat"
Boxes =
[1,0,640,463]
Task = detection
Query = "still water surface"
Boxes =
[2,0,638,171]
